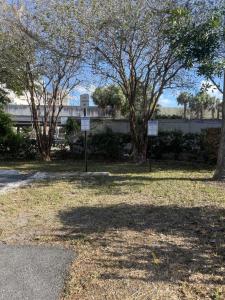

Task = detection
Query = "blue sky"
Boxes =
[69,71,223,107]
[70,85,180,107]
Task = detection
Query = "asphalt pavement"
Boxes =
[0,170,31,193]
[0,244,74,300]
[0,170,111,194]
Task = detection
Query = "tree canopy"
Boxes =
[168,1,225,179]
[0,0,83,160]
[92,85,126,117]
[74,0,203,160]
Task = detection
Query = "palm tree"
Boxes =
[189,92,212,119]
[176,92,192,119]
[207,96,221,119]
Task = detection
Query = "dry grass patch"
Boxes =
[0,161,224,300]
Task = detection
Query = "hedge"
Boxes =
[66,128,220,163]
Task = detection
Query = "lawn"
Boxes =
[0,160,224,300]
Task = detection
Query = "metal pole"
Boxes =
[84,107,88,172]
[149,136,152,172]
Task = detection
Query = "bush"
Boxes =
[69,128,131,160]
[0,110,14,138]
[149,132,171,159]
[65,118,80,150]
[148,131,204,161]
[88,128,131,160]
[182,133,203,160]
[0,119,37,160]
[67,128,218,163]
[0,132,37,160]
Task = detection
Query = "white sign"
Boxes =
[81,117,90,131]
[148,120,158,136]
[80,94,89,109]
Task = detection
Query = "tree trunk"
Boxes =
[217,108,220,120]
[41,151,51,161]
[129,111,148,162]
[201,107,204,119]
[131,136,148,162]
[213,70,225,180]
[197,110,200,119]
[184,103,187,119]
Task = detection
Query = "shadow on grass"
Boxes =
[29,173,214,197]
[57,204,225,284]
[0,159,213,174]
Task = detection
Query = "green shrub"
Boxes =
[0,115,37,160]
[0,110,13,136]
[68,128,218,163]
[149,132,171,159]
[88,128,131,160]
[0,132,37,160]
[148,131,204,161]
[65,117,80,150]
[169,131,184,159]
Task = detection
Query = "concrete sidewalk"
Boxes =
[0,169,110,194]
[0,244,74,300]
[0,170,32,194]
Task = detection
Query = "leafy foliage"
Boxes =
[0,111,37,159]
[177,92,192,119]
[65,117,80,138]
[0,87,10,107]
[92,85,127,117]
[66,128,216,163]
[88,128,131,160]
[176,90,222,119]
[165,6,222,71]
[0,1,83,160]
[65,117,80,150]
[76,0,200,160]
[0,109,13,138]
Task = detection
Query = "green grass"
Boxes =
[0,160,224,300]
[0,158,214,173]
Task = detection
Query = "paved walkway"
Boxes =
[0,170,110,194]
[0,171,28,186]
[0,244,74,300]
[0,170,32,193]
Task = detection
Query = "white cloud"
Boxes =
[75,84,97,96]
[159,95,173,107]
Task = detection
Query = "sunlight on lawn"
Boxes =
[0,161,224,300]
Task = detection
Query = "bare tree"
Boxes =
[76,0,191,161]
[0,0,83,160]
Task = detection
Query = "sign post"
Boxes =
[80,94,90,172]
[147,120,158,172]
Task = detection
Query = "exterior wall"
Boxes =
[158,119,222,134]
[93,119,222,134]
[92,119,130,134]
[5,105,106,125]
[5,104,222,133]
[5,105,102,118]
